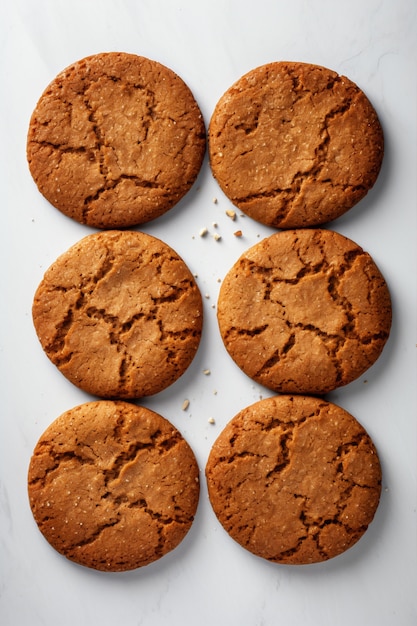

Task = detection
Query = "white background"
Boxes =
[1,1,416,625]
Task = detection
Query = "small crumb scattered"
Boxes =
[182,399,190,411]
[208,417,215,425]
[199,227,208,237]
[213,197,218,204]
[226,209,236,220]
[234,230,243,237]
[213,390,218,395]
[205,293,210,299]
[212,222,218,228]
[203,369,211,375]
[217,278,221,283]
[213,233,222,241]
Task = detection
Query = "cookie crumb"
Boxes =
[212,222,218,228]
[203,369,211,375]
[234,230,243,237]
[213,233,222,241]
[208,417,215,424]
[182,399,190,411]
[199,227,208,237]
[213,197,218,204]
[226,209,236,220]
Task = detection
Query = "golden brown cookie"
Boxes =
[209,61,383,228]
[27,52,206,228]
[28,401,200,571]
[32,230,203,398]
[206,395,382,565]
[217,229,391,395]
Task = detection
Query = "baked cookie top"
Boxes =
[28,401,200,571]
[27,52,206,228]
[217,229,391,395]
[205,395,382,565]
[32,230,203,398]
[209,61,383,228]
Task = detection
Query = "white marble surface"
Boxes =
[1,0,416,624]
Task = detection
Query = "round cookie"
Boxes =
[32,230,203,398]
[28,401,200,571]
[206,395,382,565]
[209,61,383,228]
[27,52,206,228]
[217,229,391,395]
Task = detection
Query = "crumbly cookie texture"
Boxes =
[27,52,206,228]
[205,395,382,565]
[217,229,391,395]
[28,401,200,572]
[32,230,203,398]
[209,61,383,228]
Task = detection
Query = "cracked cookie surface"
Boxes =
[32,230,203,398]
[209,61,383,228]
[217,229,391,394]
[27,52,206,228]
[205,395,381,565]
[28,401,200,571]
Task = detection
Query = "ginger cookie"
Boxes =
[206,395,382,565]
[209,61,383,228]
[217,229,391,395]
[27,52,206,228]
[32,230,203,398]
[28,401,200,571]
